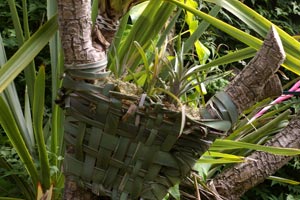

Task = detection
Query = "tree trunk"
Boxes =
[57,0,105,199]
[57,0,142,199]
[208,114,300,200]
[57,0,287,198]
[57,0,105,65]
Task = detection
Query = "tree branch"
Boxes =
[209,113,300,200]
[205,26,284,126]
[224,26,285,113]
[205,26,297,200]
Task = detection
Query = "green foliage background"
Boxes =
[241,1,300,199]
[0,0,300,199]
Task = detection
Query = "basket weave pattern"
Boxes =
[59,70,228,199]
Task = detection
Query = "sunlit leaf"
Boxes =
[165,0,300,75]
[198,158,244,164]
[212,139,300,156]
[0,14,58,93]
[168,184,180,200]
[268,176,300,185]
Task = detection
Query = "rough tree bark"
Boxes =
[206,26,284,125]
[57,0,143,199]
[57,0,104,199]
[223,26,284,111]
[205,25,299,200]
[208,114,300,200]
[57,0,105,64]
[57,0,287,199]
[203,26,288,199]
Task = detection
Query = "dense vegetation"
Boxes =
[0,0,300,199]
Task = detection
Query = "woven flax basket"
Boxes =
[58,62,236,199]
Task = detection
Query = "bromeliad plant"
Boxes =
[57,0,300,199]
[111,1,230,108]
[1,0,300,199]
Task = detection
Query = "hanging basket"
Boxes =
[57,61,237,199]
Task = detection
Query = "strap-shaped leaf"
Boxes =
[166,0,300,75]
[33,66,50,189]
[0,96,38,187]
[0,14,58,93]
[212,139,300,156]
